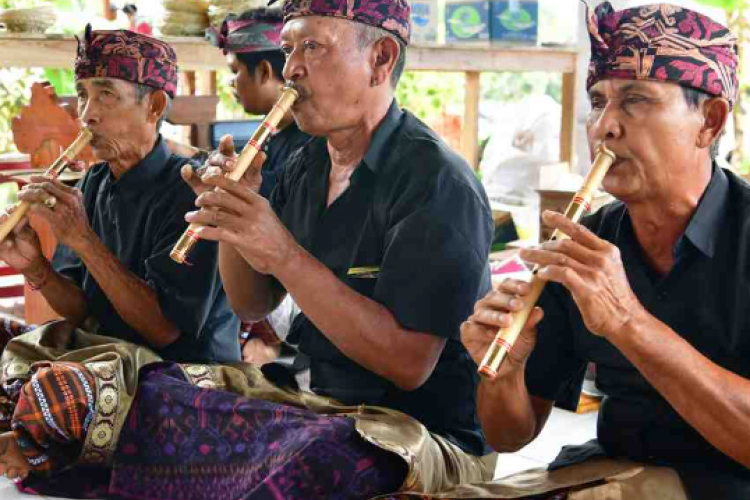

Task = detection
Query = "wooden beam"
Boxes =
[560,70,578,167]
[0,34,579,74]
[462,71,481,170]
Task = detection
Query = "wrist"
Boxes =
[272,242,306,281]
[607,303,650,345]
[67,227,97,254]
[26,259,51,291]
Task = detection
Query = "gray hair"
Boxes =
[354,23,407,89]
[681,86,723,161]
[134,83,172,131]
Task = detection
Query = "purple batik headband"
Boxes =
[75,24,178,98]
[586,2,738,106]
[270,0,411,45]
[209,10,284,55]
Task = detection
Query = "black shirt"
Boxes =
[52,136,240,363]
[270,101,493,456]
[260,121,311,199]
[526,166,750,499]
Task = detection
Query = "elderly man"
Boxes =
[455,3,750,500]
[0,26,239,483]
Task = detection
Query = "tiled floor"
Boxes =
[0,408,598,499]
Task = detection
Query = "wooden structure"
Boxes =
[0,33,581,169]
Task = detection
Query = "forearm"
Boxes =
[73,237,179,347]
[612,311,750,468]
[477,369,547,452]
[219,243,285,321]
[275,247,443,391]
[29,260,88,325]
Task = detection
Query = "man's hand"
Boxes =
[186,172,298,275]
[0,207,44,273]
[461,280,544,379]
[520,210,644,339]
[181,134,265,197]
[20,176,94,252]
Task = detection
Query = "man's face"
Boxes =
[227,53,270,116]
[76,78,153,162]
[586,79,706,202]
[280,16,375,136]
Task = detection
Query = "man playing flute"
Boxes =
[0,2,496,498]
[0,26,240,482]
[457,3,750,500]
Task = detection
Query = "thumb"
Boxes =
[218,135,236,157]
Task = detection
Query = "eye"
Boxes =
[280,45,293,58]
[589,97,606,110]
[303,41,319,52]
[623,94,647,105]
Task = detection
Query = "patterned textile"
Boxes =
[586,2,739,106]
[210,9,284,54]
[0,319,34,352]
[108,363,407,500]
[272,0,411,45]
[12,362,96,474]
[75,24,178,98]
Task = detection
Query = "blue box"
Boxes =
[490,0,538,45]
[411,0,439,44]
[445,1,490,43]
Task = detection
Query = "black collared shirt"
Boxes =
[526,166,750,498]
[260,121,311,199]
[52,136,240,363]
[270,101,493,456]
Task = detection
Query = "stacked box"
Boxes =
[411,0,439,44]
[490,0,538,45]
[445,0,490,43]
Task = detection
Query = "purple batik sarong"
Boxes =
[23,363,406,500]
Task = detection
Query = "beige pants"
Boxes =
[382,457,689,499]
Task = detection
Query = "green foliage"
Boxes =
[692,0,746,9]
[396,71,465,123]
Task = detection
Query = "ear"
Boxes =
[258,60,275,85]
[369,36,400,88]
[697,97,730,150]
[148,89,168,125]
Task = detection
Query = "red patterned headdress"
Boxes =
[586,2,738,106]
[75,24,179,98]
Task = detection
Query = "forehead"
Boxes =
[280,16,353,41]
[588,78,679,97]
[76,77,133,94]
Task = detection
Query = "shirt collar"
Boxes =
[680,165,729,258]
[361,100,404,173]
[108,135,170,189]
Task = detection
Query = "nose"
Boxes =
[282,48,305,84]
[589,102,623,143]
[78,98,99,127]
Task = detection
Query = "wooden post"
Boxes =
[462,71,481,170]
[101,0,116,21]
[560,70,578,169]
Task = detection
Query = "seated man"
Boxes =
[0,1,496,498]
[459,3,750,500]
[0,26,239,480]
[176,7,311,200]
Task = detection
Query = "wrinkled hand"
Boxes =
[461,280,544,379]
[520,211,643,339]
[181,134,265,197]
[0,206,44,273]
[20,175,93,251]
[185,172,298,275]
